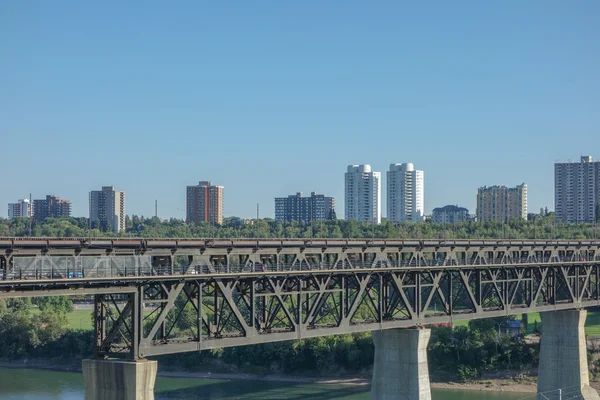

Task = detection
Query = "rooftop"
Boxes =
[432,205,469,213]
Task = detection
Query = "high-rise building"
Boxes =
[345,165,381,224]
[186,181,224,225]
[274,192,336,222]
[555,156,600,224]
[432,205,469,224]
[90,186,126,232]
[32,195,71,222]
[8,199,32,219]
[476,184,527,223]
[387,163,424,223]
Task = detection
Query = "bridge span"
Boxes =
[2,237,600,399]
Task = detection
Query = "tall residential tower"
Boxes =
[387,163,424,223]
[345,165,381,224]
[555,156,600,224]
[90,186,126,232]
[32,195,71,222]
[8,199,32,219]
[186,181,224,225]
[274,192,336,223]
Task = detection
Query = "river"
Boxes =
[0,367,527,399]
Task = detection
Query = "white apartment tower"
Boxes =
[555,156,600,224]
[90,186,126,232]
[345,165,381,224]
[387,163,424,223]
[8,199,32,219]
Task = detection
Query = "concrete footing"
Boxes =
[82,359,157,400]
[537,310,600,400]
[371,328,431,400]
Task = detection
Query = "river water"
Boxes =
[0,367,527,400]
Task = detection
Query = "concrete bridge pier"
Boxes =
[371,328,431,400]
[537,310,600,400]
[82,359,157,400]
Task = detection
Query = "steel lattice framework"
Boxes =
[1,237,600,359]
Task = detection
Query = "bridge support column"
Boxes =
[537,310,600,400]
[371,328,431,400]
[83,359,157,400]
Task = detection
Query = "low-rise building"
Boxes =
[432,205,469,224]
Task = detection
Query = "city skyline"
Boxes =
[0,157,588,221]
[2,3,599,220]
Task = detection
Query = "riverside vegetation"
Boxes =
[2,212,600,382]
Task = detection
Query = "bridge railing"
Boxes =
[2,253,600,282]
[2,237,600,252]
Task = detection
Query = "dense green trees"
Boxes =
[33,297,73,314]
[428,319,537,381]
[2,212,600,241]
[0,298,73,359]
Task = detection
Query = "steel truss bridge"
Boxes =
[1,237,600,360]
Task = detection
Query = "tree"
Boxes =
[34,297,73,314]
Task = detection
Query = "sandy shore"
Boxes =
[0,358,545,394]
[159,370,539,393]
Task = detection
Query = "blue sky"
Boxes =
[1,2,599,220]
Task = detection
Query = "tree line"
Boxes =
[2,212,600,240]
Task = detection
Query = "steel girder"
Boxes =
[1,238,600,359]
[2,240,600,286]
[89,263,600,359]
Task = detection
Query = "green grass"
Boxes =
[30,308,93,330]
[521,310,600,337]
[585,309,600,337]
[469,309,600,338]
[447,308,600,337]
[452,320,470,327]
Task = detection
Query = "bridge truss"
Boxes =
[1,238,600,359]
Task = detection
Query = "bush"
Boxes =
[456,365,478,382]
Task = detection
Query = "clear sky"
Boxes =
[1,2,599,220]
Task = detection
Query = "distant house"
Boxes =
[501,320,523,337]
[432,205,469,224]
